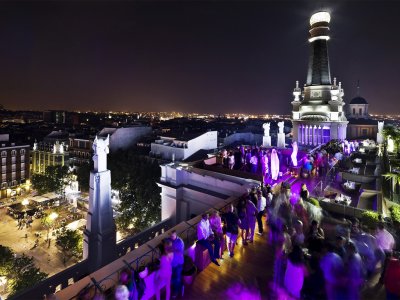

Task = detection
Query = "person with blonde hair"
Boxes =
[114,285,129,300]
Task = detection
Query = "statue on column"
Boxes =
[377,121,384,144]
[93,135,110,172]
[262,123,271,147]
[277,121,285,148]
[263,123,270,137]
[278,122,284,134]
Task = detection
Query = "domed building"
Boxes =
[346,86,378,140]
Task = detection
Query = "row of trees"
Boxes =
[0,245,47,297]
[31,165,70,195]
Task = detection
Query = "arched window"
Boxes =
[1,151,6,157]
[359,108,362,115]
[11,150,16,156]
[20,149,25,155]
[352,108,355,115]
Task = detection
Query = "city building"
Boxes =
[44,130,69,144]
[31,141,68,174]
[346,86,378,140]
[0,134,30,198]
[69,135,93,166]
[43,110,66,124]
[291,11,348,146]
[150,131,218,161]
[98,126,152,152]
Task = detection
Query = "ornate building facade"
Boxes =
[31,141,68,174]
[291,12,348,146]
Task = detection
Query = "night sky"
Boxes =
[0,0,399,114]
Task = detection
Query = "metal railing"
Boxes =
[66,199,239,299]
[9,219,174,300]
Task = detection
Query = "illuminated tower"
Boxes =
[291,12,348,146]
[83,135,117,272]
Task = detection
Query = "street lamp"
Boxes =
[21,199,29,212]
[46,212,58,248]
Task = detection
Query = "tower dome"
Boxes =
[350,96,368,105]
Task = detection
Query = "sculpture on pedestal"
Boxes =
[277,121,285,148]
[263,123,270,137]
[84,134,117,272]
[262,123,271,147]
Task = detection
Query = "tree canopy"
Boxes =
[31,165,70,195]
[108,150,161,235]
[56,228,83,262]
[0,245,47,297]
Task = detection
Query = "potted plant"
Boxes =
[182,255,197,285]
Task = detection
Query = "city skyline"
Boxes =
[0,1,399,114]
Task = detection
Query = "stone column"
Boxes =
[84,135,117,273]
[317,126,320,145]
[313,125,317,146]
[305,125,308,145]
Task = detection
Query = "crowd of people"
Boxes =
[97,178,400,300]
[219,145,342,184]
[112,230,185,300]
[266,183,400,300]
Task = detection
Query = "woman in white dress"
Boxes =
[270,149,280,181]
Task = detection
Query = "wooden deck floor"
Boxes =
[181,219,387,300]
[182,221,274,300]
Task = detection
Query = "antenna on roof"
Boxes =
[357,80,360,97]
